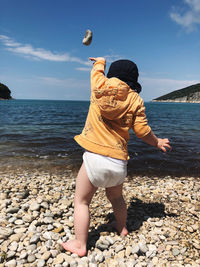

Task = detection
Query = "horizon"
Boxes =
[1,0,200,102]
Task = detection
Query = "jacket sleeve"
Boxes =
[90,59,107,98]
[132,98,151,139]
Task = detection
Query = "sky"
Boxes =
[0,0,200,101]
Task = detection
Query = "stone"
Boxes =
[5,259,16,267]
[132,244,140,254]
[30,234,40,244]
[14,219,24,225]
[155,220,163,227]
[43,217,54,224]
[172,248,180,256]
[20,252,28,259]
[125,246,132,257]
[6,251,16,260]
[37,259,46,267]
[105,236,114,245]
[148,244,157,252]
[82,29,93,46]
[115,244,124,253]
[151,257,158,265]
[27,254,36,263]
[41,251,51,260]
[95,253,104,263]
[6,208,19,214]
[96,243,109,251]
[30,202,40,211]
[14,227,27,234]
[9,241,18,251]
[138,242,148,254]
[9,233,23,242]
[40,202,49,209]
[53,253,66,264]
[52,226,64,233]
[0,227,14,239]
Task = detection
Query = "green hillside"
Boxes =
[0,83,12,99]
[153,83,200,101]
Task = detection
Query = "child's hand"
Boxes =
[157,138,171,153]
[89,57,105,62]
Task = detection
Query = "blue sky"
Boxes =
[0,0,200,101]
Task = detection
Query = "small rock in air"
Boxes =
[82,29,92,46]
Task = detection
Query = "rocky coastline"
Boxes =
[153,83,200,103]
[0,170,199,267]
[152,100,200,103]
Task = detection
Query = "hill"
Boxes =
[0,83,12,100]
[153,83,200,103]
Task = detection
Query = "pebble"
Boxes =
[138,242,148,254]
[0,171,199,266]
[0,227,14,239]
[27,254,36,263]
[37,259,46,267]
[5,259,16,267]
[95,253,104,263]
[30,202,40,211]
[115,244,124,253]
[155,220,163,227]
[172,247,180,256]
[41,251,51,260]
[6,208,19,214]
[14,219,24,225]
[43,217,54,224]
[96,243,109,251]
[30,234,40,244]
[105,236,114,245]
[132,244,140,254]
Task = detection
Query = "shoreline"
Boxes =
[0,157,200,179]
[0,170,199,266]
[152,100,200,103]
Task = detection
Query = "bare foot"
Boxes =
[119,226,129,236]
[61,240,87,257]
[110,221,128,236]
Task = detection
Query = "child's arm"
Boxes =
[132,97,171,153]
[141,130,171,153]
[89,57,107,93]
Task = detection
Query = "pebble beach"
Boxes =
[0,170,199,267]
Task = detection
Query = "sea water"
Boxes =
[0,99,199,177]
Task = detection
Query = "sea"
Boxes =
[0,99,199,177]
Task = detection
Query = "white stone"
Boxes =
[5,259,17,267]
[30,202,40,211]
[0,227,14,238]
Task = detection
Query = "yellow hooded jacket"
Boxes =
[74,59,151,160]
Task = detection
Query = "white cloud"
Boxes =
[76,67,91,71]
[170,0,200,32]
[0,35,90,65]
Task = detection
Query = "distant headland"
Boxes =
[0,83,12,100]
[153,83,200,103]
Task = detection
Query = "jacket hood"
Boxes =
[94,77,136,120]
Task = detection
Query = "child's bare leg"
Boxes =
[106,183,128,236]
[62,163,97,256]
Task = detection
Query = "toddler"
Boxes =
[62,57,171,256]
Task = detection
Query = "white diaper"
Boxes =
[83,151,127,188]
